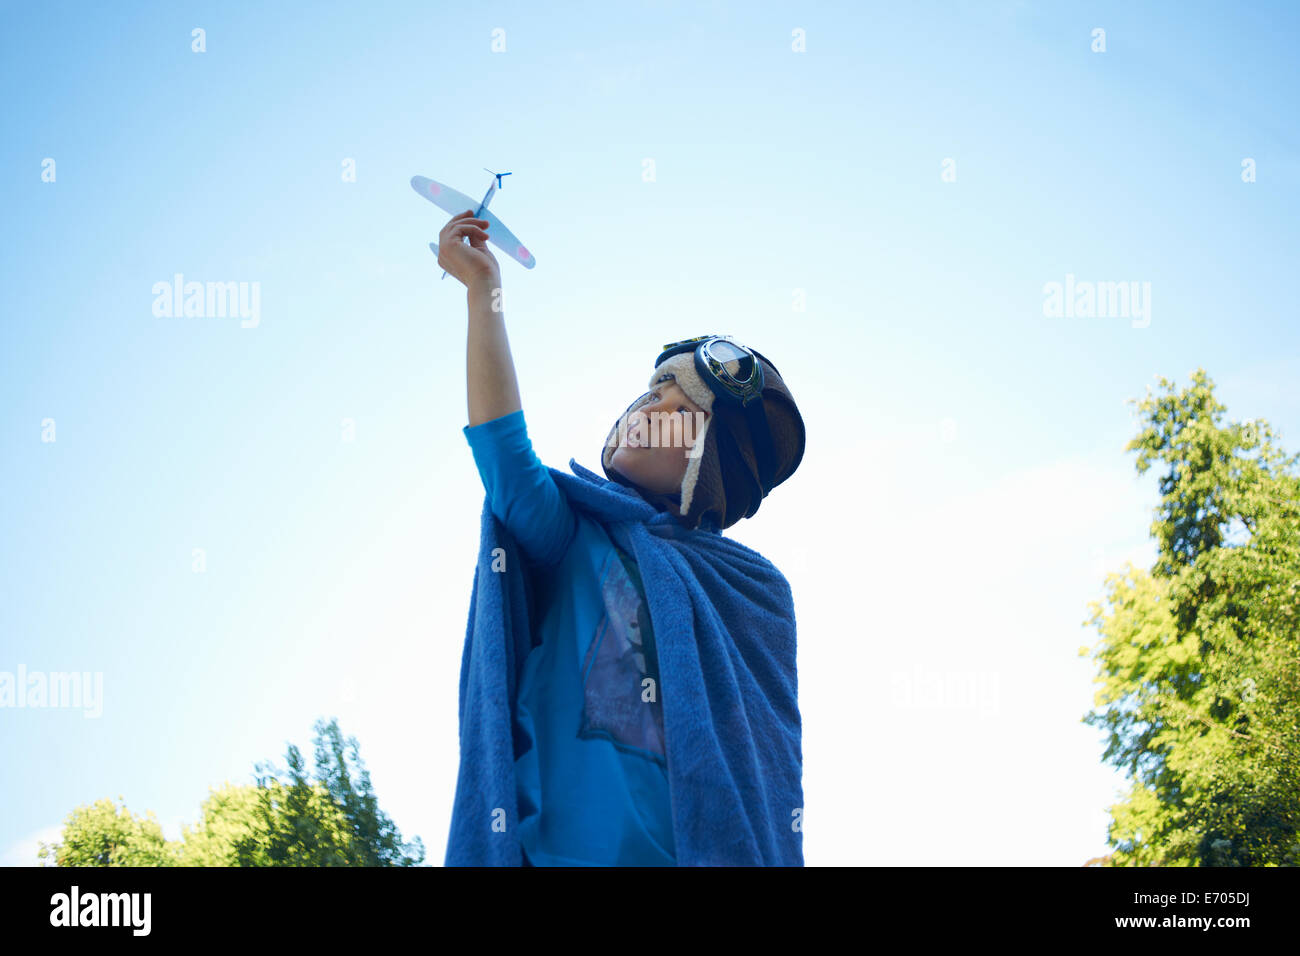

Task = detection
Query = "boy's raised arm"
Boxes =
[437,209,522,427]
[466,277,522,427]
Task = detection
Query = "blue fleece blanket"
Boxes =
[444,457,804,866]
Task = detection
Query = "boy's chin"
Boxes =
[610,451,666,493]
[609,449,640,482]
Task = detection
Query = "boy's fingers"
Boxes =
[441,215,489,236]
[446,223,489,243]
[442,219,486,236]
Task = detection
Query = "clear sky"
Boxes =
[2,0,1297,866]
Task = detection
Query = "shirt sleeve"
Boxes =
[463,408,577,567]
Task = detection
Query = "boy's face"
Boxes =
[609,379,709,501]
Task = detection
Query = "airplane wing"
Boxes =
[411,175,536,270]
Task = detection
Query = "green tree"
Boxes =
[37,795,177,866]
[233,717,425,866]
[1081,369,1300,866]
[173,782,266,866]
[37,717,424,866]
[168,779,357,866]
[309,716,424,866]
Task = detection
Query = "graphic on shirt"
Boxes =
[578,548,666,763]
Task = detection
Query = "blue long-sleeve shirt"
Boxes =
[463,408,675,866]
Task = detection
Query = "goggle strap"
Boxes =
[746,402,779,494]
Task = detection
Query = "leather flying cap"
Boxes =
[601,345,805,531]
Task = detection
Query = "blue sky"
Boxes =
[2,0,1297,866]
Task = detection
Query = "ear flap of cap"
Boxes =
[647,353,716,519]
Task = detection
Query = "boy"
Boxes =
[439,211,806,866]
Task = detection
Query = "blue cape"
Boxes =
[445,458,804,866]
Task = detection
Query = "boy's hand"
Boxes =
[439,210,501,289]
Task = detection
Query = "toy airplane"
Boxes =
[411,168,536,279]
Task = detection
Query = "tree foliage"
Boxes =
[1081,369,1300,866]
[35,795,175,867]
[38,717,424,867]
[233,717,425,866]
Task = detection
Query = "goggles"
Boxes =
[654,335,782,496]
